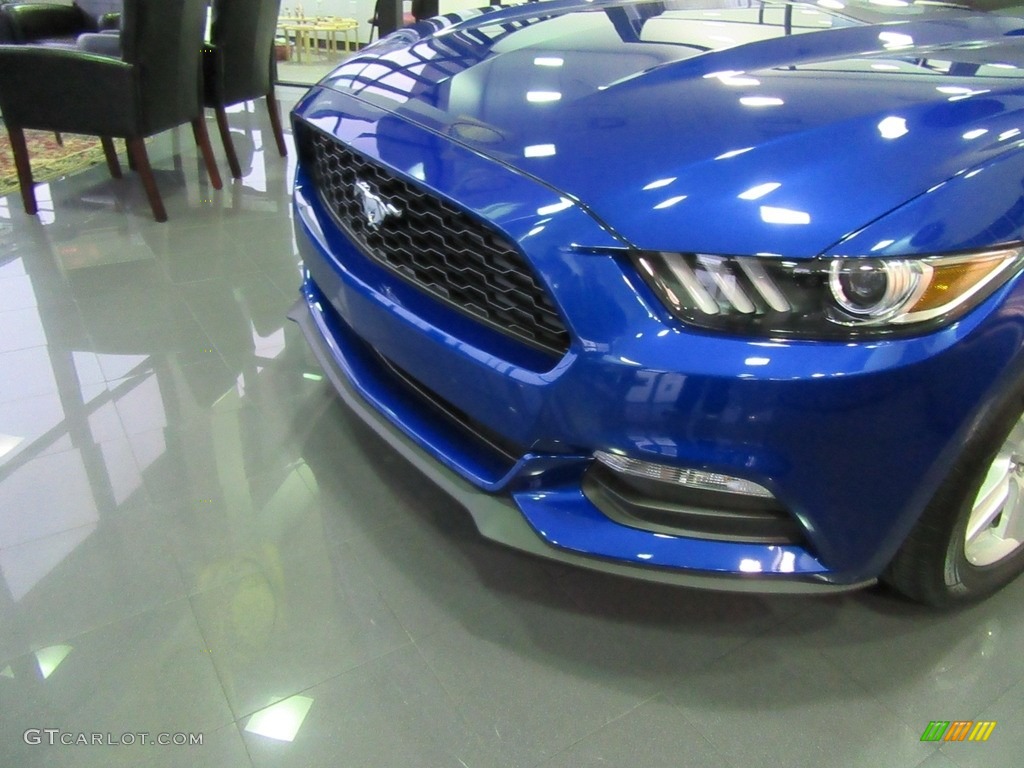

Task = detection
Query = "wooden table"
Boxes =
[277,16,359,62]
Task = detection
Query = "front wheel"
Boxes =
[884,401,1024,607]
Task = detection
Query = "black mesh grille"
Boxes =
[298,123,571,357]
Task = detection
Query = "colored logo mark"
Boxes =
[920,721,996,742]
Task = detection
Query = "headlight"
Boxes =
[632,247,1024,338]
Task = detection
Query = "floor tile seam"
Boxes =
[218,638,417,726]
[177,296,238,375]
[163,266,272,288]
[339,548,528,646]
[315,516,414,572]
[75,313,217,354]
[178,278,292,335]
[656,637,886,745]
[171,544,273,601]
[407,634,483,735]
[0,517,111,559]
[524,695,656,768]
[185,588,261,731]
[223,718,261,768]
[0,387,68,407]
[934,672,1024,729]
[0,342,55,356]
[266,274,298,304]
[156,205,288,235]
[404,634,551,768]
[811,639,1000,733]
[658,691,754,768]
[973,673,1024,717]
[332,548,422,643]
[803,640,941,731]
[930,746,968,768]
[528,692,746,768]
[0,590,199,678]
[0,496,156,556]
[404,607,659,759]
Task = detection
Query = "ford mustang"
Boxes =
[289,0,1024,606]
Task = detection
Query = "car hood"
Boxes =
[317,0,1024,257]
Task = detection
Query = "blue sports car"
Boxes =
[289,0,1024,605]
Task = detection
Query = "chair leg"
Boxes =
[100,137,122,179]
[126,139,136,171]
[213,107,242,179]
[126,137,167,222]
[54,131,63,147]
[8,126,38,216]
[266,87,288,157]
[192,118,223,190]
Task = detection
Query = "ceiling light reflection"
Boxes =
[740,96,784,107]
[654,195,688,210]
[738,182,781,201]
[717,73,760,86]
[245,696,315,743]
[963,128,988,140]
[643,177,676,190]
[524,144,557,158]
[760,206,811,225]
[878,31,914,49]
[716,147,754,160]
[537,198,573,215]
[35,645,73,680]
[526,91,561,103]
[533,57,564,67]
[877,116,908,139]
[779,551,797,572]
[0,433,24,460]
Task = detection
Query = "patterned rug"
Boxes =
[0,127,109,195]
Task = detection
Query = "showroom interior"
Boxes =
[2,0,1024,767]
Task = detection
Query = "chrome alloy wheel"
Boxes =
[964,415,1024,567]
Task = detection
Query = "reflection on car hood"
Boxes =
[317,0,1024,257]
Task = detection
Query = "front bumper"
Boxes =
[289,291,873,594]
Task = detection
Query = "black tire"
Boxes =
[883,389,1024,607]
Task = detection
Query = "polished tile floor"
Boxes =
[2,88,1024,768]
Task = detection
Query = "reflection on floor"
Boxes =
[1,87,1023,768]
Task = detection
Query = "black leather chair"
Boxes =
[203,0,287,180]
[0,0,221,222]
[0,0,121,45]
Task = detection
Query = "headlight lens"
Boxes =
[633,247,1024,338]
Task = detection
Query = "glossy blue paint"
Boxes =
[317,1,1024,258]
[291,0,1024,588]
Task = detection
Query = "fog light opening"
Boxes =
[593,450,775,499]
